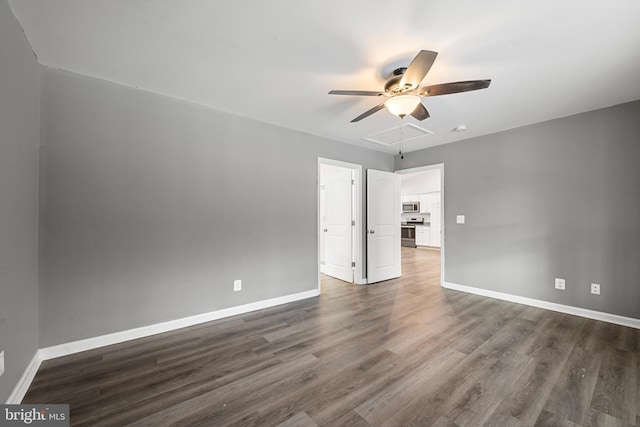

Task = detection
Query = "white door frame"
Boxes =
[317,158,364,292]
[395,163,445,287]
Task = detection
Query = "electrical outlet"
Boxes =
[554,278,565,290]
[591,283,600,295]
[234,279,242,292]
[456,215,465,224]
[0,351,5,377]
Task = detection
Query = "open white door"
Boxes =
[367,169,401,283]
[323,168,353,282]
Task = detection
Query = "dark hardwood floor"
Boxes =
[24,247,639,426]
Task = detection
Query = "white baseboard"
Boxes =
[443,281,640,329]
[40,289,320,360]
[5,350,43,404]
[7,288,319,403]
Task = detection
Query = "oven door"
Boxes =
[401,226,416,247]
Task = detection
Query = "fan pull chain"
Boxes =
[399,122,404,159]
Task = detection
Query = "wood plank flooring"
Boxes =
[24,248,639,426]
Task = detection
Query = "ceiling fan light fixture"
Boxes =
[328,50,491,123]
[384,94,421,118]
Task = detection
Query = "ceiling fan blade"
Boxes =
[410,103,430,121]
[329,90,384,96]
[399,50,438,90]
[419,79,491,97]
[351,103,385,122]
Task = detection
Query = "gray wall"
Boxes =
[39,68,393,347]
[396,100,640,319]
[0,0,40,402]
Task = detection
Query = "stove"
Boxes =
[401,218,424,247]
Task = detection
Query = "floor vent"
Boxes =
[362,123,433,146]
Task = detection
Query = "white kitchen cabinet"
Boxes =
[416,226,430,246]
[428,192,441,248]
[429,226,441,247]
[419,194,430,213]
[402,194,420,203]
[428,191,441,208]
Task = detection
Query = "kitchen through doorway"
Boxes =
[397,164,444,286]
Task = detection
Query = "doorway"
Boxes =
[396,163,444,286]
[318,158,363,291]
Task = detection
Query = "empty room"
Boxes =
[1,1,639,426]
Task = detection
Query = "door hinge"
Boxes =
[351,220,356,226]
[351,179,355,185]
[351,261,356,268]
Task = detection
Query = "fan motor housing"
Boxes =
[384,67,411,94]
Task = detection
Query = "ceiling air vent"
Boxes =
[362,123,433,146]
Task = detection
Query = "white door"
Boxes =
[367,169,401,283]
[319,187,326,272]
[323,168,353,282]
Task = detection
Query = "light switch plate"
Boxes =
[456,215,465,224]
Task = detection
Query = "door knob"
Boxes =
[369,230,375,234]
[323,229,328,232]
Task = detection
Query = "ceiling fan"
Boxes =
[329,50,491,122]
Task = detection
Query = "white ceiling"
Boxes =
[9,0,640,154]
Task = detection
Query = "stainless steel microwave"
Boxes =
[402,202,420,213]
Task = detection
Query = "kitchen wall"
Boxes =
[400,169,440,195]
[0,0,40,402]
[38,67,393,347]
[396,100,640,319]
